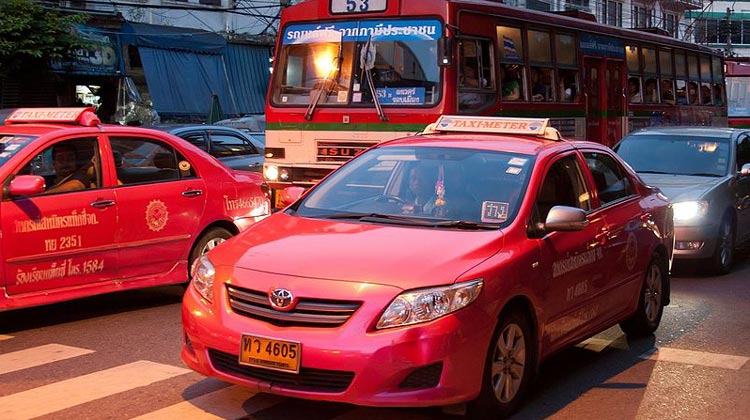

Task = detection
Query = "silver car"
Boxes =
[614,127,750,274]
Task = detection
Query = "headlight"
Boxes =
[376,279,483,329]
[264,164,279,182]
[191,255,215,302]
[672,200,709,222]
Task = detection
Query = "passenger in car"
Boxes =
[44,143,90,194]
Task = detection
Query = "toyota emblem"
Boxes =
[269,288,296,311]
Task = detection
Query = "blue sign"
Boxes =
[579,34,625,58]
[375,87,425,105]
[283,20,442,44]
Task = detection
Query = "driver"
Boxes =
[401,164,437,214]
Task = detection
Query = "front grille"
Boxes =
[227,285,361,328]
[289,167,333,185]
[398,362,443,389]
[208,348,354,393]
[316,141,377,163]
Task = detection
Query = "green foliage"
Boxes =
[0,0,88,76]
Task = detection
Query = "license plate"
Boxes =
[239,334,301,373]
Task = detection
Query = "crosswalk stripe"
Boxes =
[130,386,283,420]
[0,334,12,341]
[641,347,749,370]
[0,344,95,375]
[0,360,191,420]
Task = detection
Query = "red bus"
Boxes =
[726,57,750,128]
[264,0,727,206]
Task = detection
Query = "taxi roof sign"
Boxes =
[423,115,561,140]
[6,107,101,127]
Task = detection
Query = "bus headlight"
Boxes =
[191,255,215,302]
[672,200,709,222]
[280,168,290,181]
[376,279,483,329]
[264,164,279,182]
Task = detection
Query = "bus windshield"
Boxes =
[727,76,750,118]
[272,19,442,108]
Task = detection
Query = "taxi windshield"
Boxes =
[293,146,534,228]
[615,134,730,177]
[0,135,36,167]
[272,19,442,107]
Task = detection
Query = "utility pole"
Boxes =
[726,7,734,57]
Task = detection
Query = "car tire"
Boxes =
[467,309,537,420]
[619,253,667,337]
[188,227,233,278]
[709,214,735,275]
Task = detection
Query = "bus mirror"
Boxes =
[437,36,453,67]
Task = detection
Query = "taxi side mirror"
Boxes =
[279,186,306,207]
[9,175,45,197]
[543,206,589,232]
[740,163,750,176]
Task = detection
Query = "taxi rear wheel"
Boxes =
[468,310,536,420]
[188,227,233,278]
[619,253,667,337]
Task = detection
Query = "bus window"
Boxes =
[699,83,712,105]
[659,48,673,77]
[500,64,523,101]
[688,81,700,105]
[626,45,640,73]
[530,67,554,102]
[628,76,643,103]
[458,39,496,111]
[496,26,523,62]
[558,68,579,102]
[661,79,675,104]
[644,78,658,103]
[675,51,687,79]
[713,83,724,106]
[676,80,688,104]
[555,34,576,66]
[643,47,657,74]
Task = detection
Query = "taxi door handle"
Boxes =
[91,199,115,208]
[595,230,610,245]
[182,189,203,197]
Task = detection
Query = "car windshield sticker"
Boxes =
[508,157,528,166]
[481,201,509,223]
[0,135,34,165]
[506,166,522,175]
[146,200,169,232]
[178,160,191,171]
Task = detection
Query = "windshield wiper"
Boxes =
[637,170,673,174]
[359,36,388,122]
[429,220,500,230]
[683,172,722,177]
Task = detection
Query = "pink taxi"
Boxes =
[181,116,674,418]
[0,108,270,310]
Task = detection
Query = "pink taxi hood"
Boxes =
[212,212,504,290]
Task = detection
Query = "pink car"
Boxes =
[182,116,673,418]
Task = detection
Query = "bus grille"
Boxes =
[316,141,377,163]
[226,285,361,328]
[208,348,355,393]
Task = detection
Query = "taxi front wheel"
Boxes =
[620,253,667,337]
[467,309,537,420]
[188,227,234,278]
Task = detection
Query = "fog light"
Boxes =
[675,241,704,250]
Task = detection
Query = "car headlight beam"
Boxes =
[672,200,709,222]
[376,279,483,329]
[191,255,215,302]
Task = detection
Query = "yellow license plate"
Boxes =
[239,334,301,373]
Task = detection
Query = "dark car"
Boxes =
[147,125,264,173]
[614,127,750,274]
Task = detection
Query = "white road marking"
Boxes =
[0,334,12,341]
[0,343,94,375]
[641,347,749,370]
[130,386,283,420]
[0,360,191,420]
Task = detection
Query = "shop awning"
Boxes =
[121,22,226,54]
